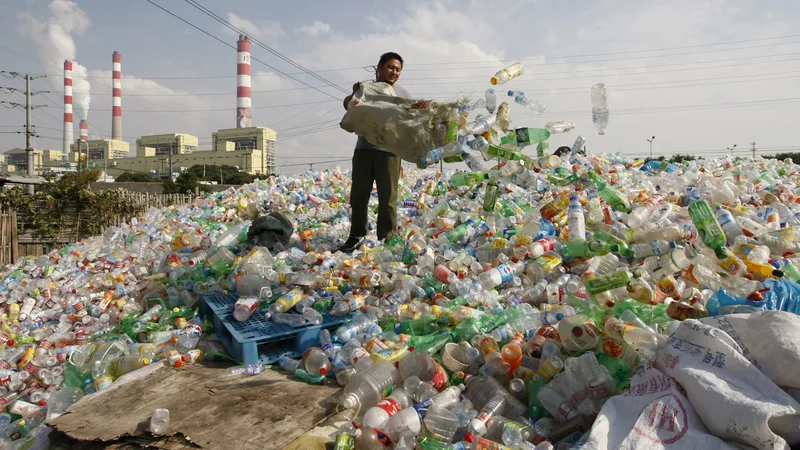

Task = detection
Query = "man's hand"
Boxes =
[343,82,362,111]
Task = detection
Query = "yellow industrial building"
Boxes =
[2,126,277,178]
[1,148,66,173]
[111,127,276,177]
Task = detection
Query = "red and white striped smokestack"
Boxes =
[80,120,88,142]
[63,60,73,157]
[236,35,252,128]
[112,51,122,140]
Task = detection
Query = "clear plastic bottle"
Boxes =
[544,121,575,134]
[403,376,438,403]
[478,261,525,290]
[302,347,332,376]
[571,135,586,154]
[590,83,609,135]
[341,360,401,412]
[385,384,466,440]
[233,296,259,322]
[362,388,413,429]
[485,88,497,113]
[466,395,506,441]
[217,363,269,381]
[507,90,546,115]
[491,63,524,85]
[150,408,169,435]
[423,403,460,443]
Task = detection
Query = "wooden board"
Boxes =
[47,363,343,450]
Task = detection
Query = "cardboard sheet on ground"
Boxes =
[47,363,342,450]
[339,82,459,164]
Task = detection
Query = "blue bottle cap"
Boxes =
[507,90,515,96]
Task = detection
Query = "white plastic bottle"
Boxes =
[590,83,609,135]
[715,206,743,243]
[567,197,586,242]
[478,261,525,290]
[544,121,575,134]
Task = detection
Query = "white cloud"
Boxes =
[224,12,284,43]
[295,21,331,37]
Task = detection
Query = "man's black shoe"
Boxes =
[337,236,365,253]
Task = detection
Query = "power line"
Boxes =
[182,0,349,95]
[67,33,800,79]
[39,99,338,113]
[143,0,346,101]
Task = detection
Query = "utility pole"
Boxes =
[750,141,757,159]
[647,136,656,159]
[220,166,223,185]
[308,163,314,171]
[0,72,49,194]
[727,144,737,157]
[168,143,173,179]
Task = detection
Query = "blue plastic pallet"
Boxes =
[201,293,349,365]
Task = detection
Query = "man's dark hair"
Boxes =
[378,52,403,68]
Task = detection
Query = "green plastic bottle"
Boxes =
[483,181,499,212]
[453,317,482,342]
[561,240,611,258]
[688,199,727,250]
[782,262,800,283]
[527,376,550,420]
[294,368,326,385]
[395,314,439,336]
[537,141,550,157]
[409,331,452,354]
[445,219,475,244]
[587,171,632,213]
[585,269,637,296]
[479,308,507,331]
[593,230,628,253]
[596,354,631,392]
[501,127,550,147]
[487,144,526,161]
[450,172,489,188]
[423,273,449,294]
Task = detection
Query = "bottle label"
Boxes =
[431,359,448,390]
[95,376,113,390]
[381,384,394,399]
[375,398,402,417]
[497,264,515,284]
[235,297,259,314]
[245,364,263,376]
[412,398,433,420]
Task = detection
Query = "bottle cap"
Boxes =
[319,367,328,376]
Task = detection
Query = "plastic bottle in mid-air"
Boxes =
[491,63,524,85]
[571,135,586,154]
[485,88,497,113]
[590,83,609,135]
[507,90,546,115]
[544,121,575,134]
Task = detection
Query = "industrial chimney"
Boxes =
[236,35,252,128]
[112,51,122,140]
[80,120,88,141]
[63,60,73,158]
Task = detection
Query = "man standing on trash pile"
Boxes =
[337,52,411,253]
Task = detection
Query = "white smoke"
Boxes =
[17,0,92,119]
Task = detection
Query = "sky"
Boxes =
[1,0,800,173]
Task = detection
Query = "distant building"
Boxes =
[136,133,199,157]
[1,148,65,174]
[111,126,276,177]
[68,139,131,168]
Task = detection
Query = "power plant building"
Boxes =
[110,126,276,177]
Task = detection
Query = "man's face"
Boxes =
[377,59,403,85]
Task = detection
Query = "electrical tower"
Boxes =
[0,72,49,194]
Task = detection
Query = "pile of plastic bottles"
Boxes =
[0,61,797,449]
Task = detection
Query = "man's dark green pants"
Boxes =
[349,148,400,240]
